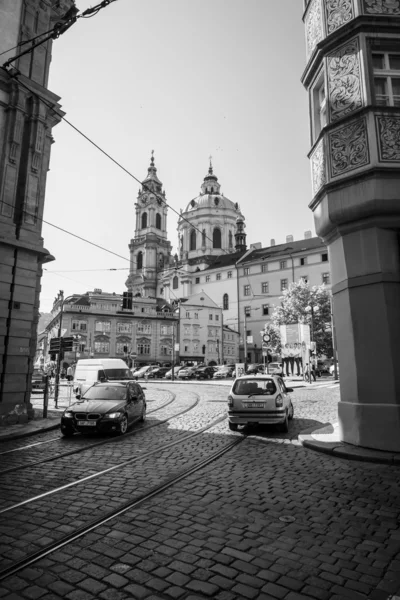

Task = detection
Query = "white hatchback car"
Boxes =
[228,374,294,432]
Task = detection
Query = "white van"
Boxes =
[73,358,133,396]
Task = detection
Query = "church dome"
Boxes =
[185,194,238,213]
[178,160,245,261]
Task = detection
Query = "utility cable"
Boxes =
[2,1,117,69]
[1,60,259,298]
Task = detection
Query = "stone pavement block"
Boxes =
[19,586,47,599]
[231,582,259,598]
[208,575,234,590]
[166,572,190,587]
[102,574,129,588]
[99,590,130,600]
[186,580,219,596]
[236,572,265,588]
[145,577,170,592]
[221,547,254,562]
[210,564,238,579]
[78,578,107,595]
[122,583,150,598]
[167,560,196,575]
[164,586,185,598]
[48,581,75,596]
[276,575,304,592]
[301,584,331,600]
[231,559,259,575]
[257,569,280,583]
[261,582,288,598]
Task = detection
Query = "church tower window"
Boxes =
[137,251,143,270]
[190,229,197,251]
[141,212,148,229]
[156,213,161,229]
[173,276,178,289]
[213,227,222,249]
[202,229,206,246]
[229,231,233,248]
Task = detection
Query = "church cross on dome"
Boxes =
[209,155,213,175]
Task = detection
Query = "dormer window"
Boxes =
[214,197,219,206]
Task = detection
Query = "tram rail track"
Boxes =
[0,415,242,581]
[0,389,199,476]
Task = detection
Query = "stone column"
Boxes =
[302,0,400,451]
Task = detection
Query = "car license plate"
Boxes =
[244,403,265,409]
[77,421,96,426]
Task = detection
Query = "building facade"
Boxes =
[0,0,75,425]
[236,235,330,364]
[44,289,178,369]
[302,0,400,451]
[178,292,239,366]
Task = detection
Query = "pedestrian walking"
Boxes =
[67,365,73,382]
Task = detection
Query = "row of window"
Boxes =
[243,272,330,296]
[189,228,228,250]
[140,212,162,230]
[181,342,235,355]
[72,320,173,334]
[93,341,172,355]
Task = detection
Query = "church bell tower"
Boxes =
[126,153,172,297]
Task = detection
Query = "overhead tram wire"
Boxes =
[1,1,118,69]
[1,21,259,299]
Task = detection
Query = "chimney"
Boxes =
[270,239,275,246]
[286,235,294,243]
[304,230,312,239]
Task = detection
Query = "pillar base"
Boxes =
[338,401,400,452]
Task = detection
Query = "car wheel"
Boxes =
[61,427,74,437]
[280,411,289,433]
[228,422,238,431]
[140,404,146,422]
[119,415,128,435]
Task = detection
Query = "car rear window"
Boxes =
[233,379,277,396]
[83,386,127,400]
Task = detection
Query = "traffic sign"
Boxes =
[263,334,271,343]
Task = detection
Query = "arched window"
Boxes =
[137,251,143,270]
[213,227,221,249]
[156,213,161,229]
[223,294,229,310]
[228,231,233,248]
[202,229,206,246]
[190,229,197,251]
[141,212,147,229]
[173,276,178,289]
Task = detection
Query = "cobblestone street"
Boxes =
[0,382,399,600]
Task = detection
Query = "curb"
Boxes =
[0,421,60,443]
[298,424,400,465]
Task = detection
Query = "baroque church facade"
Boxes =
[126,154,330,365]
[126,155,248,335]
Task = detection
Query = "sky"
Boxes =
[39,0,313,313]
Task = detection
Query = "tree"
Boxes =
[271,281,333,357]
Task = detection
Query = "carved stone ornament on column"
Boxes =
[329,117,369,177]
[363,0,400,14]
[328,37,363,122]
[325,0,354,34]
[376,115,400,161]
[306,0,323,58]
[311,139,326,197]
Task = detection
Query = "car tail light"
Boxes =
[275,394,283,408]
[228,395,233,407]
